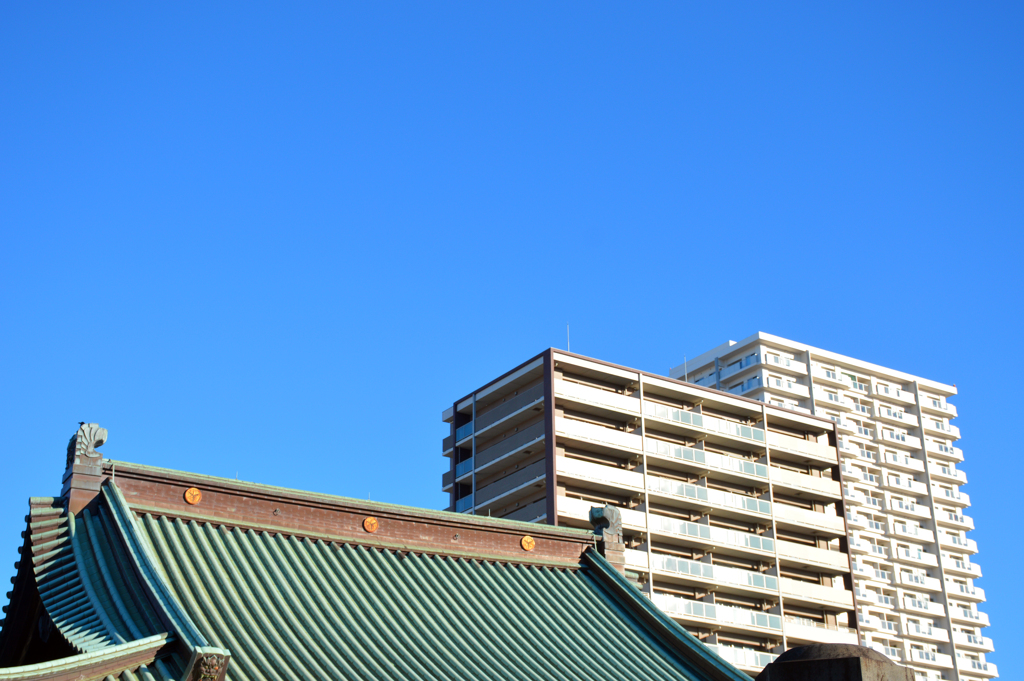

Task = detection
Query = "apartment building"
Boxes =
[441,349,858,676]
[674,333,994,681]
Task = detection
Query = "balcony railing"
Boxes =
[705,645,777,671]
[455,457,474,478]
[647,476,771,516]
[455,422,474,442]
[647,402,767,444]
[650,552,778,591]
[644,439,768,479]
[455,494,474,512]
[653,592,782,631]
[648,513,775,553]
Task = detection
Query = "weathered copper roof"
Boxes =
[0,437,753,681]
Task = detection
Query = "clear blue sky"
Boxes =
[2,3,1020,668]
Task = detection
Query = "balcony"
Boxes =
[647,475,771,520]
[764,375,810,398]
[953,631,995,653]
[783,617,858,645]
[873,384,915,405]
[781,575,858,613]
[843,487,867,505]
[893,548,938,568]
[884,476,928,496]
[850,561,891,584]
[647,512,776,557]
[947,582,985,602]
[763,352,808,375]
[653,593,782,633]
[474,459,546,510]
[770,467,841,501]
[643,402,767,449]
[960,658,998,678]
[882,452,924,473]
[649,552,779,595]
[842,464,879,487]
[902,622,949,643]
[938,533,978,554]
[455,494,474,513]
[950,607,989,626]
[896,571,942,592]
[772,503,846,537]
[942,557,982,579]
[892,523,935,544]
[475,384,546,437]
[475,421,546,471]
[767,431,837,465]
[556,456,643,494]
[456,457,474,479]
[907,649,954,670]
[814,387,852,410]
[643,438,768,485]
[441,469,454,491]
[879,430,922,450]
[848,537,880,556]
[848,380,870,394]
[555,417,641,455]
[926,440,963,462]
[876,408,919,428]
[934,486,970,507]
[921,397,957,418]
[936,510,974,531]
[858,613,882,631]
[718,354,763,382]
[885,497,930,521]
[777,539,851,574]
[856,589,896,609]
[846,512,868,530]
[929,463,967,485]
[811,365,850,387]
[923,420,960,440]
[902,597,946,617]
[554,380,638,418]
[442,434,454,454]
[455,421,474,444]
[705,646,777,674]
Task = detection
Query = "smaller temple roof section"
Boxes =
[0,497,187,681]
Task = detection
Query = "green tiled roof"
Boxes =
[2,470,753,681]
[132,508,745,681]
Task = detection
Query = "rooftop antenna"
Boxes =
[684,355,688,382]
[567,324,570,352]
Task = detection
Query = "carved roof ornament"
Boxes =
[65,423,108,469]
[589,505,623,541]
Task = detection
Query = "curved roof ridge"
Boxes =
[106,459,592,539]
[101,484,209,650]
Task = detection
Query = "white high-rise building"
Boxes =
[675,333,995,681]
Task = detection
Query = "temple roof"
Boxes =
[0,424,753,681]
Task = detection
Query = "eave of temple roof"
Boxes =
[0,633,174,681]
[0,492,197,680]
